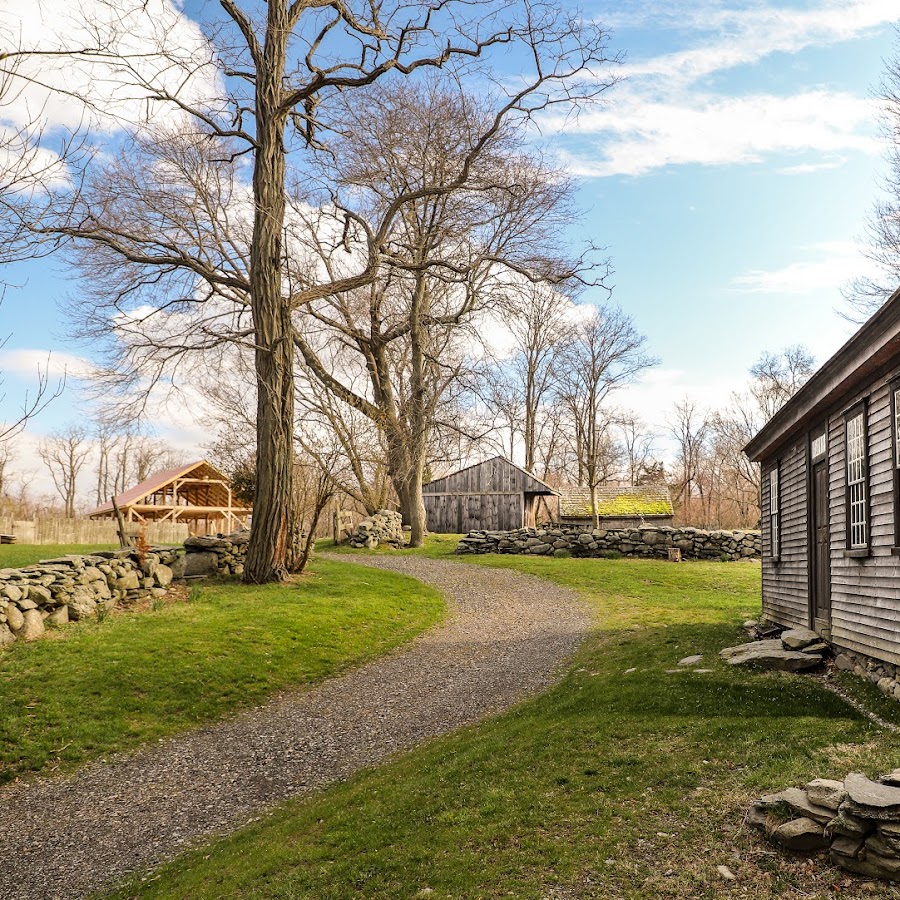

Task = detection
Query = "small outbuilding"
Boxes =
[422,456,559,533]
[745,286,900,668]
[89,459,251,536]
[557,483,674,528]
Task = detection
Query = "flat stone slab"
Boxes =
[720,639,783,659]
[845,773,900,809]
[677,655,703,666]
[724,644,823,671]
[759,787,836,824]
[772,817,829,851]
[781,627,820,650]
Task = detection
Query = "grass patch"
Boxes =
[0,558,444,784]
[0,543,119,568]
[108,547,899,899]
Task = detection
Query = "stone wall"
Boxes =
[0,532,250,649]
[455,525,761,561]
[347,510,405,549]
[749,772,900,882]
[832,647,900,702]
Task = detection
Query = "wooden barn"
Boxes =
[89,460,251,536]
[745,287,900,666]
[422,457,559,533]
[557,483,674,528]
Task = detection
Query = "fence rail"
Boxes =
[0,517,190,546]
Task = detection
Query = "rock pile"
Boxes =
[833,648,900,703]
[455,525,760,561]
[750,772,900,881]
[347,510,405,549]
[0,532,250,650]
[720,627,828,672]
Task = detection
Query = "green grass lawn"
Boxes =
[0,557,444,784]
[105,544,900,899]
[0,543,119,568]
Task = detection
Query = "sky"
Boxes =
[0,0,896,501]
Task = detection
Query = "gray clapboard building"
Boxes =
[745,287,900,666]
[422,456,559,533]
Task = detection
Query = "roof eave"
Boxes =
[744,285,900,462]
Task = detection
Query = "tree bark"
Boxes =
[244,1,295,583]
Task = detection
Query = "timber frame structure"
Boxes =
[89,460,250,535]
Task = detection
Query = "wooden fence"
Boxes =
[0,517,190,546]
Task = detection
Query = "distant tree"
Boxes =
[668,399,710,522]
[557,307,655,527]
[38,424,91,517]
[615,412,660,486]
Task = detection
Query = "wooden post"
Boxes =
[667,548,682,563]
[333,508,340,545]
[112,497,131,548]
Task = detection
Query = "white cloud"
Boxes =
[0,348,99,380]
[555,90,876,177]
[731,240,868,294]
[622,0,897,87]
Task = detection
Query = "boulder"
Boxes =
[0,623,15,649]
[154,564,174,588]
[46,606,69,626]
[6,604,24,632]
[772,817,829,851]
[18,608,45,642]
[25,584,52,604]
[66,588,98,621]
[114,570,141,592]
[805,779,848,811]
[781,628,820,650]
[1,584,22,603]
[184,551,219,577]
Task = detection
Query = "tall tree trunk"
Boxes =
[244,2,295,583]
[590,482,599,529]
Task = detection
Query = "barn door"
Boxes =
[810,458,831,635]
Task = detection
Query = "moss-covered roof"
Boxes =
[558,484,673,519]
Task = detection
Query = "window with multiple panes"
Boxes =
[769,466,780,560]
[845,406,868,550]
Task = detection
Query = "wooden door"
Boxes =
[810,460,831,631]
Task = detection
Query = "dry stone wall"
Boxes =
[750,772,900,881]
[455,525,761,561]
[0,533,250,649]
[347,510,405,549]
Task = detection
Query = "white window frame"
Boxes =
[846,407,868,551]
[769,466,780,560]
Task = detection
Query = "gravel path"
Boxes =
[0,555,591,900]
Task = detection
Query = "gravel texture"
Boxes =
[0,555,590,900]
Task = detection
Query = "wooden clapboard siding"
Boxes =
[422,456,556,533]
[829,377,900,665]
[761,439,809,629]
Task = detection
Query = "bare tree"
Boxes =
[668,399,710,523]
[292,79,604,546]
[615,413,660,486]
[9,0,619,578]
[38,424,91,517]
[557,306,655,527]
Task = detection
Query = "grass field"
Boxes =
[0,556,444,784]
[0,543,119,568]
[106,545,900,900]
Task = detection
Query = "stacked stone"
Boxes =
[719,627,829,672]
[348,510,405,549]
[750,772,900,881]
[833,649,900,703]
[455,525,760,561]
[0,531,251,650]
[182,532,249,576]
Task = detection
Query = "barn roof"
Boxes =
[558,483,673,519]
[89,459,249,517]
[422,456,559,495]
[745,284,900,462]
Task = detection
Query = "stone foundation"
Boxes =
[750,772,900,881]
[455,525,760,561]
[347,510,405,549]
[0,532,250,649]
[830,647,900,702]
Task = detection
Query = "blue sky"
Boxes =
[0,0,897,488]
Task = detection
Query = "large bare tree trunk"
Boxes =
[244,2,295,583]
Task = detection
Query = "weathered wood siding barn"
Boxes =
[422,457,559,533]
[745,288,900,666]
